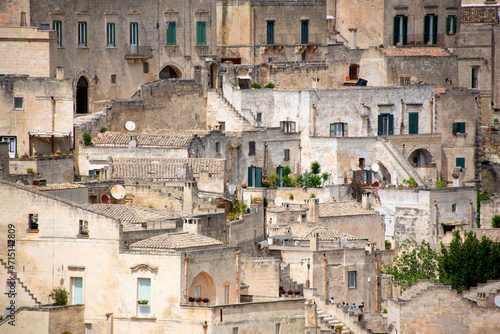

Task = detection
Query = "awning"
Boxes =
[326,15,335,20]
[28,131,71,137]
[238,75,252,80]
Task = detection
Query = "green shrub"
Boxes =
[310,193,316,198]
[264,83,275,89]
[83,132,92,146]
[251,82,261,89]
[385,240,391,250]
[49,287,68,306]
[403,177,418,188]
[289,194,294,200]
[435,180,446,188]
[282,165,292,176]
[492,215,500,228]
[310,161,321,175]
[281,176,293,187]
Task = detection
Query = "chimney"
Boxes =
[183,218,201,234]
[183,181,197,214]
[362,193,370,210]
[310,232,320,251]
[306,198,319,223]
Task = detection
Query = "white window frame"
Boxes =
[347,271,357,288]
[13,97,24,111]
[78,21,87,47]
[71,276,84,304]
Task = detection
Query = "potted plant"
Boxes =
[22,152,29,159]
[294,290,301,296]
[188,296,195,305]
[43,153,48,158]
[335,325,343,333]
[54,150,61,157]
[195,297,202,305]
[279,288,286,296]
[49,153,54,158]
[70,150,74,156]
[241,183,248,189]
[15,153,19,158]
[287,290,294,298]
[62,152,67,156]
[137,299,149,305]
[27,168,34,174]
[252,197,262,204]
[202,298,209,305]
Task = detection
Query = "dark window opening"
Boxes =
[111,74,117,84]
[257,113,262,122]
[359,158,365,169]
[143,62,149,73]
[13,97,24,110]
[29,214,39,230]
[284,149,290,161]
[452,122,466,135]
[215,142,220,154]
[249,141,256,156]
[79,220,89,236]
[76,76,89,114]
[471,67,478,89]
[267,21,275,45]
[393,15,408,46]
[301,20,309,44]
[424,14,438,45]
[349,64,359,81]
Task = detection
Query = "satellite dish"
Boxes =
[100,194,111,204]
[125,121,136,131]
[110,185,126,200]
[371,163,380,173]
[495,295,500,307]
[274,197,283,207]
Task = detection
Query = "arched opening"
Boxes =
[349,64,360,81]
[159,65,182,79]
[408,149,432,167]
[76,76,88,114]
[188,271,216,304]
[209,63,218,89]
[237,69,251,89]
[375,162,392,184]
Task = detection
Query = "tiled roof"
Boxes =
[319,201,375,217]
[463,281,500,303]
[130,232,222,250]
[143,129,211,137]
[84,204,184,231]
[381,48,450,57]
[462,6,498,24]
[279,224,359,241]
[34,183,87,191]
[113,158,225,179]
[92,131,194,147]
[266,204,306,213]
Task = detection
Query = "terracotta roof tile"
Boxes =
[130,232,223,250]
[93,131,194,147]
[381,47,450,57]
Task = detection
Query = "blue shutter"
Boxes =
[456,157,465,169]
[72,277,83,304]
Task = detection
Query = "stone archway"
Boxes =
[376,161,392,184]
[76,76,89,114]
[159,65,182,79]
[408,149,432,167]
[188,271,216,303]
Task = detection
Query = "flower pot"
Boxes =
[253,200,262,204]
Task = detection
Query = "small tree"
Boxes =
[83,132,92,146]
[282,165,292,176]
[492,215,500,228]
[321,172,329,186]
[49,287,68,306]
[100,126,108,133]
[310,161,321,175]
[251,82,261,89]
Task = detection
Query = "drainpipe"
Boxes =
[323,254,327,301]
[251,6,255,65]
[298,145,302,174]
[184,255,190,304]
[312,105,316,137]
[264,143,268,175]
[375,255,379,314]
[223,228,227,246]
[51,96,56,153]
[434,202,438,244]
[229,149,232,184]
[430,98,434,134]
[400,99,404,134]
[235,251,241,303]
[470,200,474,229]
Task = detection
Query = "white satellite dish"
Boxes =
[371,163,380,173]
[110,185,126,200]
[125,121,136,131]
[274,197,283,207]
[495,295,500,307]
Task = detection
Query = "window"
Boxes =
[28,214,38,230]
[233,328,239,334]
[20,12,27,27]
[400,76,411,85]
[137,278,151,317]
[215,142,221,154]
[393,15,407,46]
[130,22,139,53]
[330,123,347,137]
[143,62,149,73]
[452,122,466,135]
[71,277,83,304]
[349,64,359,80]
[256,112,262,122]
[302,51,307,61]
[78,22,87,47]
[284,149,290,161]
[224,284,230,304]
[358,158,365,169]
[275,323,281,334]
[249,141,256,156]
[471,67,479,89]
[85,323,92,334]
[377,114,394,135]
[452,204,457,212]
[194,285,200,299]
[456,157,465,169]
[424,14,438,45]
[111,74,117,84]
[409,113,419,134]
[219,122,225,131]
[13,97,24,110]
[1,136,17,158]
[79,220,89,236]
[301,20,309,44]
[107,22,115,47]
[267,20,275,45]
[166,21,176,45]
[196,21,207,45]
[280,121,296,133]
[53,21,62,47]
[348,271,357,288]
[248,166,263,187]
[446,15,457,35]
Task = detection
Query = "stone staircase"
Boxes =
[74,109,109,136]
[0,258,41,305]
[207,90,254,131]
[316,308,351,333]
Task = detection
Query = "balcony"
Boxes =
[125,46,153,62]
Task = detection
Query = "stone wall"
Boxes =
[241,257,280,298]
[320,214,385,248]
[227,208,264,255]
[0,0,30,27]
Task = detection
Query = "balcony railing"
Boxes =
[391,33,451,47]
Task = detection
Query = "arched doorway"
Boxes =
[408,149,432,167]
[209,63,218,89]
[376,162,392,184]
[189,271,216,304]
[76,76,88,114]
[159,65,181,79]
[349,64,360,80]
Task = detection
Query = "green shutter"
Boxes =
[452,122,457,134]
[166,21,176,45]
[72,277,83,304]
[446,16,451,35]
[409,113,419,134]
[255,167,263,187]
[330,124,334,137]
[452,16,457,34]
[424,15,430,44]
[456,157,465,169]
[341,123,345,137]
[388,114,394,135]
[197,21,206,45]
[402,16,408,45]
[280,121,285,132]
[393,16,399,46]
[276,166,283,187]
[461,122,466,134]
[432,15,438,44]
[267,21,274,45]
[377,115,383,135]
[248,167,254,187]
[301,20,309,44]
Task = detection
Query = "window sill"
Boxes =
[348,286,357,289]
[130,316,156,321]
[165,45,178,47]
[78,46,89,49]
[454,133,467,137]
[106,46,116,49]
[57,46,65,49]
[26,229,39,233]
[77,234,89,239]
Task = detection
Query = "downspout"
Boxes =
[470,200,474,229]
[264,143,268,175]
[375,254,379,314]
[229,149,232,184]
[312,105,316,137]
[184,255,190,304]
[400,99,404,134]
[323,254,327,301]
[251,6,255,65]
[434,202,438,244]
[430,98,434,134]
[223,228,227,246]
[235,250,241,303]
[51,96,56,153]
[298,145,302,174]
